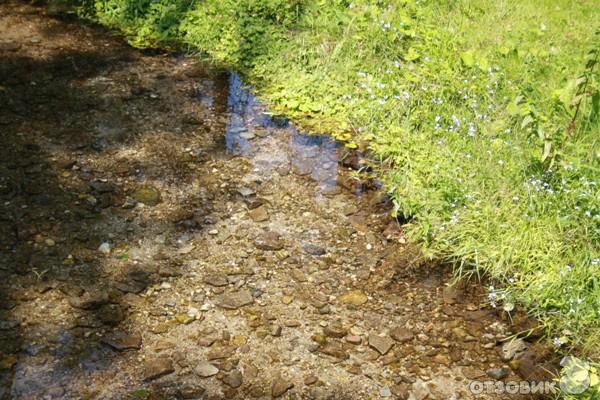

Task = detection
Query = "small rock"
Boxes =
[101,331,142,351]
[254,231,284,251]
[304,375,318,385]
[338,290,368,306]
[133,185,161,206]
[390,327,414,343]
[410,380,431,400]
[144,358,174,381]
[501,339,528,361]
[368,334,394,355]
[98,242,111,254]
[223,369,243,388]
[203,273,228,287]
[380,386,392,397]
[195,361,219,377]
[217,290,254,309]
[271,374,294,398]
[486,367,509,380]
[303,243,326,256]
[323,323,347,338]
[248,206,269,222]
[68,292,109,310]
[319,342,348,359]
[346,335,362,345]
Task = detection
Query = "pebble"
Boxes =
[271,374,294,397]
[223,369,243,388]
[338,290,368,306]
[486,367,509,380]
[501,339,528,361]
[217,290,254,309]
[390,327,414,343]
[379,386,392,397]
[98,242,111,254]
[195,361,219,377]
[143,358,174,381]
[368,334,395,355]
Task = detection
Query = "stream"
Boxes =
[0,2,547,399]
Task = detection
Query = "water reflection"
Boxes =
[218,73,340,194]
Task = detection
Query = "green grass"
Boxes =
[68,0,599,387]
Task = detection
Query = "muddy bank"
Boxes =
[0,2,557,399]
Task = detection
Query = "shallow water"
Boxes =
[0,3,540,399]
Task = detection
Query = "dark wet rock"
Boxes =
[113,280,147,294]
[98,304,125,326]
[203,273,228,287]
[486,367,509,380]
[368,334,394,355]
[101,331,142,351]
[254,231,284,251]
[390,327,414,343]
[132,185,161,206]
[223,369,243,388]
[90,180,115,193]
[217,290,254,309]
[143,358,174,381]
[0,320,19,330]
[271,374,294,398]
[302,243,326,256]
[500,338,528,361]
[68,291,110,310]
[195,361,219,377]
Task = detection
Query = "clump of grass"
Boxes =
[70,0,599,372]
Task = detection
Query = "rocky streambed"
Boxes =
[0,2,559,399]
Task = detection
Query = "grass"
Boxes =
[66,0,599,392]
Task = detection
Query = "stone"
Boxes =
[319,342,348,359]
[101,331,141,351]
[303,243,326,256]
[486,367,509,380]
[323,323,347,339]
[271,375,294,398]
[203,273,228,287]
[143,358,174,381]
[304,375,318,385]
[380,386,392,397]
[410,380,431,400]
[346,335,362,345]
[462,367,486,379]
[223,369,243,388]
[68,292,109,310]
[501,338,528,361]
[338,290,368,306]
[195,361,219,377]
[98,304,124,326]
[390,327,414,343]
[290,269,307,282]
[217,290,254,309]
[368,334,394,355]
[133,185,161,206]
[248,206,269,222]
[98,242,111,254]
[254,231,284,251]
[270,325,282,337]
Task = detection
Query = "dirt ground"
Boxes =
[0,2,558,399]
